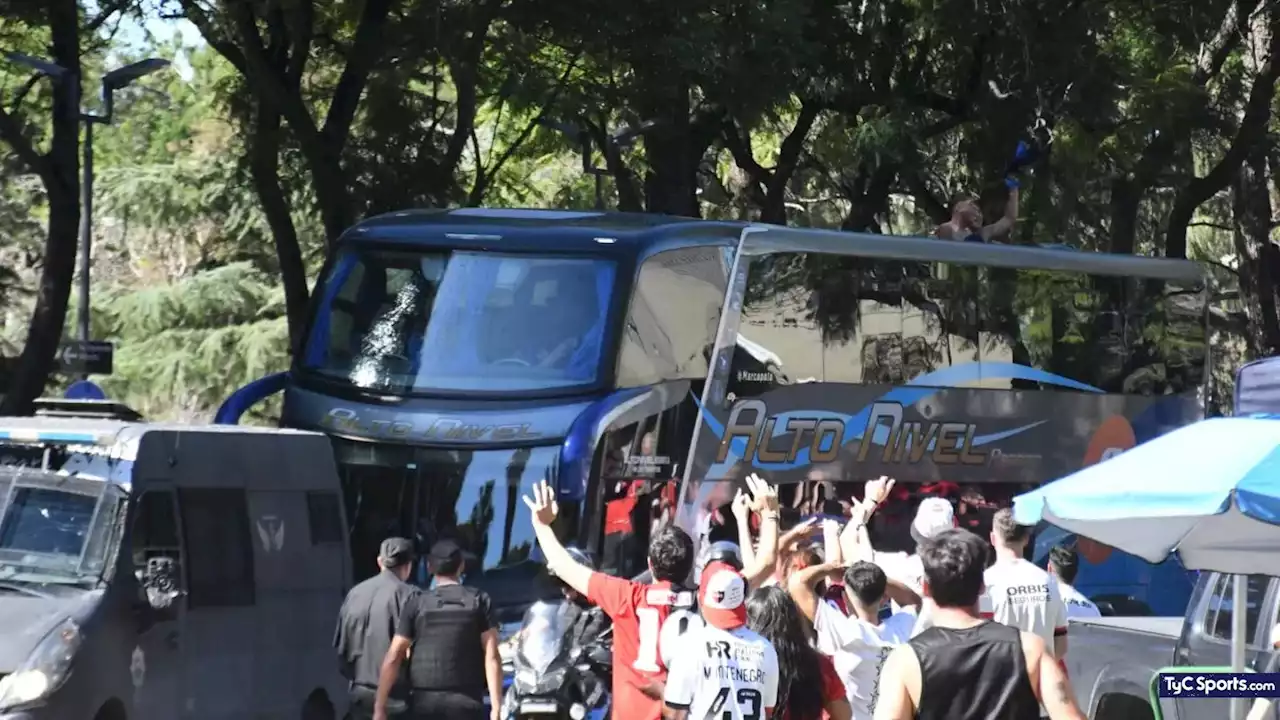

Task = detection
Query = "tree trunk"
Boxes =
[0,0,81,414]
[1235,146,1280,356]
[642,82,699,216]
[248,105,310,352]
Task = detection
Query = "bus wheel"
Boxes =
[301,689,335,720]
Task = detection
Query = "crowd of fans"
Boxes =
[526,473,1094,720]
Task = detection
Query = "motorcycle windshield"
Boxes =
[518,601,569,675]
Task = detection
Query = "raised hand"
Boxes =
[732,489,751,521]
[745,473,780,513]
[779,517,819,549]
[864,476,896,507]
[522,479,559,527]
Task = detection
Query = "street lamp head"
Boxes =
[4,52,70,79]
[103,58,170,89]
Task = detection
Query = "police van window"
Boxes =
[179,488,256,608]
[306,491,344,545]
[132,490,181,571]
[1208,573,1271,643]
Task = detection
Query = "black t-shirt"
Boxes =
[397,583,497,695]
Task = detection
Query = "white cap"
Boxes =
[911,497,955,544]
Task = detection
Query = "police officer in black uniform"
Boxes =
[374,539,502,720]
[335,537,419,719]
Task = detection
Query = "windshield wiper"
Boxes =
[0,581,51,599]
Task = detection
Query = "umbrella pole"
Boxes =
[1232,574,1248,720]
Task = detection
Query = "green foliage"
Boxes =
[92,263,289,422]
[1,0,1278,418]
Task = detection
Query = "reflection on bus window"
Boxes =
[732,255,1206,395]
[594,402,694,579]
[304,249,617,393]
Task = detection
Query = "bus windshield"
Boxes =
[303,248,617,394]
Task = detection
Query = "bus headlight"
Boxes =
[0,619,82,711]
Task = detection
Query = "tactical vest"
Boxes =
[407,585,486,695]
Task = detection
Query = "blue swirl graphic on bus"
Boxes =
[698,362,1104,472]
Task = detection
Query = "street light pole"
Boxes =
[77,119,93,350]
[536,117,657,211]
[73,59,169,379]
[3,52,168,379]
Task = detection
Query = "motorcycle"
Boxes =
[501,599,612,720]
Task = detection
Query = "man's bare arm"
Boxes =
[732,490,758,570]
[373,635,413,717]
[788,561,842,622]
[483,628,503,712]
[1054,633,1068,660]
[662,707,689,720]
[1026,632,1087,720]
[872,646,917,720]
[740,474,781,589]
[884,576,921,610]
[525,481,593,595]
[982,185,1019,240]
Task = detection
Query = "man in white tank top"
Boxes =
[980,509,1069,659]
[1046,544,1101,620]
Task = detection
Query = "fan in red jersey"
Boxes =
[525,477,779,720]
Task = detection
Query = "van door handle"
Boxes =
[165,631,179,650]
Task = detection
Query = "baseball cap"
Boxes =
[699,561,748,630]
[379,537,415,568]
[911,497,956,544]
[428,538,463,563]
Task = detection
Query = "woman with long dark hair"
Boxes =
[746,586,852,720]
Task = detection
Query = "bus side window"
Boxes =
[178,488,257,608]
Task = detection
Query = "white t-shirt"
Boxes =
[872,551,924,614]
[814,601,916,720]
[1059,581,1102,619]
[664,624,779,719]
[980,558,1069,650]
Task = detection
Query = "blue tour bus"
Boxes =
[219,208,1208,619]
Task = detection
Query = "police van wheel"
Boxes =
[301,689,335,720]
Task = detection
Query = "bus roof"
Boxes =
[742,226,1205,283]
[343,208,746,255]
[340,209,1204,283]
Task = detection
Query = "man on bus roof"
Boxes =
[934,178,1019,244]
[524,476,781,720]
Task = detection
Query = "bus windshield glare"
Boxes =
[303,248,617,393]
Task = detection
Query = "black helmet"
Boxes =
[704,540,743,571]
[550,546,595,580]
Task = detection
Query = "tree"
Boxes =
[0,0,87,413]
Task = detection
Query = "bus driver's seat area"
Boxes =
[486,266,600,370]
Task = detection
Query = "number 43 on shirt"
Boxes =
[710,687,763,719]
